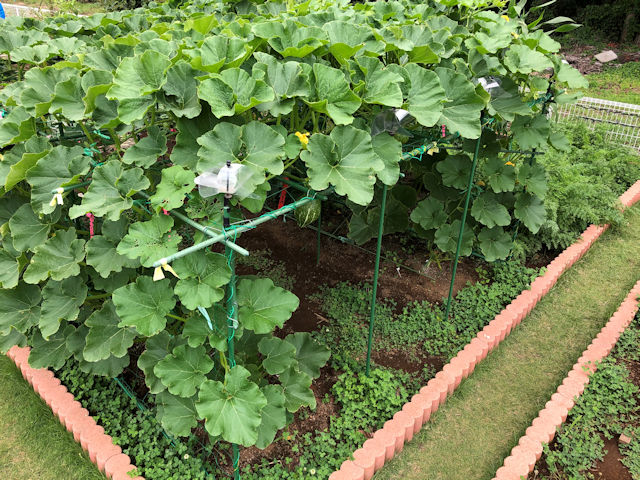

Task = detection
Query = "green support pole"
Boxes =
[443,137,482,320]
[151,195,318,268]
[316,202,322,266]
[365,183,388,377]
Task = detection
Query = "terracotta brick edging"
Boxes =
[492,279,640,480]
[5,345,144,480]
[329,179,640,480]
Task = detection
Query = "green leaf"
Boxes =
[117,215,181,268]
[484,157,516,193]
[555,61,588,89]
[437,155,471,190]
[372,132,403,187]
[5,136,51,191]
[470,192,511,228]
[69,161,150,221]
[121,126,168,168]
[20,67,73,117]
[0,328,27,354]
[107,49,171,106]
[149,165,195,212]
[50,76,86,122]
[305,63,361,125]
[518,161,548,199]
[255,385,287,449]
[196,365,267,447]
[182,315,211,348]
[171,108,216,171]
[198,68,274,118]
[434,220,474,256]
[8,203,50,252]
[301,126,380,206]
[254,20,326,58]
[410,197,448,230]
[514,192,546,233]
[86,235,139,278]
[156,390,198,437]
[197,121,285,181]
[189,36,249,73]
[40,277,87,339]
[280,365,316,412]
[0,107,36,148]
[161,61,202,119]
[155,344,214,398]
[173,251,231,310]
[79,354,129,377]
[356,57,403,108]
[511,115,551,151]
[28,327,74,370]
[435,67,486,139]
[324,21,373,63]
[284,332,330,379]
[138,332,172,394]
[504,44,553,74]
[404,64,445,127]
[23,228,86,284]
[478,226,512,262]
[26,145,89,215]
[84,301,136,362]
[0,251,20,289]
[0,283,41,335]
[258,337,297,375]
[113,277,176,337]
[237,278,299,334]
[252,53,311,116]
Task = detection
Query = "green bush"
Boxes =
[516,122,640,257]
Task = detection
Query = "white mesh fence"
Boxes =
[552,96,640,151]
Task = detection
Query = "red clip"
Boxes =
[278,177,289,209]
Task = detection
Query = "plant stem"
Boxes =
[108,128,123,157]
[86,293,111,301]
[168,313,188,322]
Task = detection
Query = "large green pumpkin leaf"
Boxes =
[484,157,516,193]
[117,215,181,268]
[372,132,403,187]
[8,204,50,252]
[0,283,41,335]
[156,390,198,437]
[23,228,86,284]
[410,197,448,230]
[69,161,150,221]
[253,20,326,58]
[20,67,73,117]
[138,331,173,394]
[514,192,546,233]
[356,57,404,108]
[26,145,89,215]
[154,344,214,398]
[84,301,137,362]
[478,226,512,262]
[437,155,471,190]
[50,76,86,122]
[196,365,267,447]
[197,121,285,181]
[173,251,231,310]
[504,44,553,74]
[0,328,27,354]
[113,277,176,337]
[86,235,139,277]
[161,61,202,119]
[511,115,551,151]
[40,276,87,339]
[108,49,171,98]
[5,136,51,191]
[189,36,250,73]
[518,161,548,199]
[301,126,381,206]
[0,251,20,289]
[305,63,361,125]
[255,385,287,449]
[284,332,330,379]
[237,278,299,334]
[280,365,316,412]
[171,108,216,171]
[198,68,274,118]
[28,326,74,370]
[435,67,486,139]
[470,192,511,228]
[258,336,297,375]
[149,165,195,212]
[121,126,168,168]
[404,64,445,127]
[434,220,475,256]
[0,107,36,148]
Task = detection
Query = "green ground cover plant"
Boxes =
[585,62,640,106]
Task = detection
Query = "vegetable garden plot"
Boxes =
[0,0,590,478]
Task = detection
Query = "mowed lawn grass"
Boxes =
[375,204,640,480]
[0,355,105,480]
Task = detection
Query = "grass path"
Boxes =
[0,355,105,480]
[375,205,640,480]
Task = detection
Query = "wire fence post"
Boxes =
[444,136,482,320]
[316,201,322,266]
[365,183,388,377]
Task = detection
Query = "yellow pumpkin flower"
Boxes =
[511,32,519,39]
[295,131,310,147]
[501,15,510,21]
[477,180,486,186]
[505,161,515,167]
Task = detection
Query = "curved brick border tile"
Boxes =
[491,279,640,480]
[330,179,640,479]
[5,346,144,480]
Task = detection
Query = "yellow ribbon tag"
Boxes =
[50,187,64,207]
[426,142,440,155]
[153,266,165,281]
